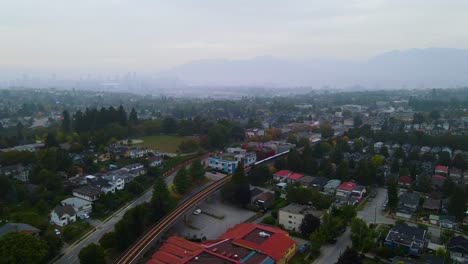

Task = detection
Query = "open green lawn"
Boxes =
[134,135,187,153]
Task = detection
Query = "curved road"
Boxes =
[54,170,178,264]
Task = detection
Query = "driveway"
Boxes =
[54,168,184,264]
[358,187,395,225]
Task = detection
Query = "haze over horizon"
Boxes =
[2,1,468,89]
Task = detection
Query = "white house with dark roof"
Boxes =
[61,197,92,217]
[73,186,101,202]
[50,205,76,226]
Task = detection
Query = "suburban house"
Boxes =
[102,173,126,190]
[127,147,149,159]
[73,186,101,201]
[122,163,146,176]
[396,192,420,219]
[253,192,275,211]
[88,177,116,194]
[148,156,162,167]
[422,198,441,213]
[245,128,265,138]
[298,175,315,187]
[374,142,384,152]
[398,176,413,187]
[446,236,468,264]
[103,169,134,184]
[310,177,330,191]
[450,168,463,183]
[323,179,341,196]
[431,174,447,189]
[147,223,296,264]
[279,204,323,231]
[351,185,366,199]
[384,224,426,255]
[273,170,293,182]
[50,205,77,226]
[336,181,357,199]
[61,197,92,217]
[0,164,32,182]
[439,215,457,229]
[286,173,304,184]
[434,165,449,176]
[207,151,257,174]
[0,223,40,238]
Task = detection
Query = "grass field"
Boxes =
[134,135,186,153]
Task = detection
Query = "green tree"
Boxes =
[151,177,175,220]
[43,229,63,260]
[45,132,58,148]
[286,149,302,172]
[174,166,191,193]
[117,105,128,127]
[319,121,334,138]
[336,247,362,264]
[78,243,106,264]
[62,110,71,133]
[299,214,320,238]
[387,179,399,211]
[249,164,271,186]
[129,108,138,125]
[448,187,467,221]
[222,164,251,206]
[319,212,344,243]
[370,154,384,167]
[350,218,373,252]
[0,232,49,264]
[99,232,117,249]
[189,159,205,182]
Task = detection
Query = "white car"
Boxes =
[54,229,61,235]
[80,214,90,219]
[193,209,202,215]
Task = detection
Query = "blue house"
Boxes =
[384,224,426,255]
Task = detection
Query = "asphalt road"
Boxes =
[54,173,177,264]
[313,228,352,264]
[315,187,444,263]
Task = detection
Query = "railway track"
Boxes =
[117,147,303,263]
[116,175,232,264]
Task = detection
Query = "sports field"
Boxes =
[134,135,186,153]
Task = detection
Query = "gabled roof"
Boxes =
[337,181,357,191]
[53,205,76,218]
[434,165,448,172]
[274,170,292,178]
[447,236,468,254]
[287,173,304,180]
[386,223,426,245]
[398,176,413,184]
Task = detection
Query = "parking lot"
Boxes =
[172,192,256,239]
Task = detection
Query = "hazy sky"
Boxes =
[1,0,468,72]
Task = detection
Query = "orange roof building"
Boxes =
[147,223,296,264]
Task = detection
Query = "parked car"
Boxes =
[193,209,202,215]
[79,214,90,220]
[54,229,61,235]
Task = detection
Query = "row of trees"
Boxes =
[96,159,205,255]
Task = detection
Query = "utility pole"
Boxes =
[374,206,377,224]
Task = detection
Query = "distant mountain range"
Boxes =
[158,48,468,89]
